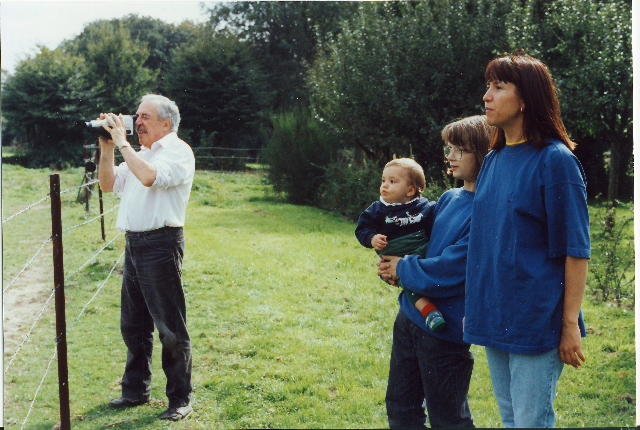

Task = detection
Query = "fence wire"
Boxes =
[3,236,54,293]
[62,205,119,233]
[61,178,99,195]
[4,172,129,428]
[196,156,256,160]
[3,178,100,225]
[13,247,125,429]
[196,146,256,151]
[63,232,123,282]
[4,288,56,374]
[2,193,51,224]
[84,184,120,205]
[4,232,123,374]
[67,250,125,333]
[21,348,58,430]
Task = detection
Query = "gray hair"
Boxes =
[141,94,181,132]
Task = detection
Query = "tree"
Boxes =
[504,0,632,201]
[309,1,511,178]
[2,21,158,167]
[208,1,359,110]
[1,47,90,167]
[64,15,203,93]
[163,29,272,150]
[66,21,157,114]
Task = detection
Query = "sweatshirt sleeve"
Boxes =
[355,203,379,248]
[396,222,470,299]
[544,145,591,259]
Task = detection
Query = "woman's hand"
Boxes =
[376,255,401,286]
[560,256,588,369]
[558,322,586,369]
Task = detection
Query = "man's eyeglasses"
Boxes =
[443,145,470,161]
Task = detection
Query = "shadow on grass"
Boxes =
[247,195,289,204]
[74,402,163,429]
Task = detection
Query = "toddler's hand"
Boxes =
[371,234,388,251]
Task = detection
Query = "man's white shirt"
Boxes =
[112,132,195,232]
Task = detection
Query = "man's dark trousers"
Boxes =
[120,226,192,408]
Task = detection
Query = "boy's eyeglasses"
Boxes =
[443,145,470,160]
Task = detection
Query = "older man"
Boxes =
[98,94,195,421]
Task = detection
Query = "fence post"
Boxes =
[96,145,106,241]
[50,174,71,430]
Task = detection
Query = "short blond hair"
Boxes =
[384,158,426,198]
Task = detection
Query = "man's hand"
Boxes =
[96,113,116,150]
[376,255,401,286]
[559,321,586,369]
[102,113,130,150]
[371,234,388,251]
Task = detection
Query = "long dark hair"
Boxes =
[485,55,575,151]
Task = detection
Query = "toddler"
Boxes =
[355,158,445,333]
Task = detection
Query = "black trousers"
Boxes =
[386,310,475,428]
[120,227,192,408]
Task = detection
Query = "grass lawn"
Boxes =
[2,165,636,428]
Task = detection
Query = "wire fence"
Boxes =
[3,172,125,429]
[4,141,261,427]
[193,146,261,164]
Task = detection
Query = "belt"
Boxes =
[125,226,182,238]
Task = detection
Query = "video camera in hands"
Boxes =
[82,115,138,139]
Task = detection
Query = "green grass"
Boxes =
[2,165,635,428]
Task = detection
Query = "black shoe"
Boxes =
[109,396,149,408]
[159,403,192,421]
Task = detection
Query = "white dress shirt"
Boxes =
[113,132,195,232]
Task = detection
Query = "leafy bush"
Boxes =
[319,150,450,222]
[589,202,635,305]
[263,107,342,205]
[319,153,381,222]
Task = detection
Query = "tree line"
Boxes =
[1,0,631,216]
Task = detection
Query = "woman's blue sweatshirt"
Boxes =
[463,140,590,354]
[396,188,475,345]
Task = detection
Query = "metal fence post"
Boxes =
[50,174,71,430]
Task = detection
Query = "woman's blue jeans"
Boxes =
[485,346,564,428]
[386,310,475,428]
[120,227,192,408]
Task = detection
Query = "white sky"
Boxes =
[1,1,216,75]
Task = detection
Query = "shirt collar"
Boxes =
[148,132,177,150]
[379,196,420,207]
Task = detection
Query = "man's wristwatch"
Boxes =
[117,141,131,150]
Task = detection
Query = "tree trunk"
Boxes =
[607,137,620,205]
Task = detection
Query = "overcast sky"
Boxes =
[1,1,216,75]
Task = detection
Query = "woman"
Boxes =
[377,115,491,428]
[463,55,590,428]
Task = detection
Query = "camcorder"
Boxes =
[82,114,138,139]
[82,114,138,172]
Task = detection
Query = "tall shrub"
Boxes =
[319,152,381,222]
[164,30,272,152]
[263,107,342,205]
[319,151,451,222]
[589,202,635,304]
[1,47,90,168]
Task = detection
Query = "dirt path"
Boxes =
[3,252,54,359]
